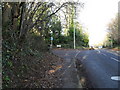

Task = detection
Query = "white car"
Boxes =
[98,46,102,49]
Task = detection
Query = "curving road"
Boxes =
[52,49,120,88]
[76,49,120,88]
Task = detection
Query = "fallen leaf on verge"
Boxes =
[55,65,62,70]
[48,70,55,74]
[52,65,62,71]
[24,80,28,82]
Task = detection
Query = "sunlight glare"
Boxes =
[78,0,119,46]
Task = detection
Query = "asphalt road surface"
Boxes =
[53,49,120,88]
[76,49,120,88]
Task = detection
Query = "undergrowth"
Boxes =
[2,30,49,88]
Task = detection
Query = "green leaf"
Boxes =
[4,76,10,81]
[7,61,13,67]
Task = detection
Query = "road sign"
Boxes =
[51,37,53,40]
[57,45,61,48]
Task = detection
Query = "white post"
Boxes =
[50,30,53,49]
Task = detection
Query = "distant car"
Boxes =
[98,46,102,49]
[89,46,94,50]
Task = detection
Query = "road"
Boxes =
[53,49,120,88]
[76,49,120,88]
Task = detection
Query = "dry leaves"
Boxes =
[12,52,64,88]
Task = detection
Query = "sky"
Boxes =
[78,0,119,46]
[41,0,119,46]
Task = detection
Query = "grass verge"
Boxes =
[75,59,94,89]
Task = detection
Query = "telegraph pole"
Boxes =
[73,6,76,49]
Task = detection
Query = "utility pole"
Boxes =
[73,6,76,49]
[50,4,55,49]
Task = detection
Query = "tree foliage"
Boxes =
[59,4,89,48]
[2,2,70,88]
[107,14,120,46]
[2,1,88,88]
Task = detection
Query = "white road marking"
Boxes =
[111,57,120,62]
[101,53,107,56]
[82,55,87,60]
[111,76,120,81]
[105,50,120,56]
[75,50,81,58]
[96,50,101,53]
[81,55,88,61]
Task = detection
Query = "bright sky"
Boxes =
[78,0,119,46]
[46,0,119,46]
